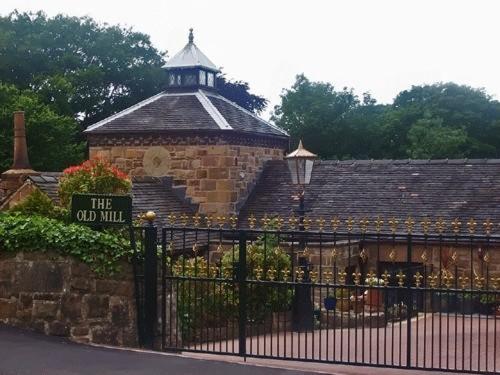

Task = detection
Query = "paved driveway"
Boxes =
[0,325,313,375]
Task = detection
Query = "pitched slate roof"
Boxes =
[130,176,197,223]
[84,90,288,138]
[29,173,61,203]
[238,159,500,230]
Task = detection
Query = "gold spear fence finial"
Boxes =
[229,215,238,229]
[467,218,477,234]
[483,218,494,235]
[374,216,385,233]
[414,271,423,287]
[435,218,446,234]
[405,216,415,234]
[420,217,432,234]
[331,216,340,232]
[345,217,354,232]
[316,217,326,231]
[388,217,399,233]
[248,214,257,229]
[275,216,284,231]
[451,218,462,234]
[359,217,370,233]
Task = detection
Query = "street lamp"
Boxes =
[285,139,317,228]
[285,140,317,332]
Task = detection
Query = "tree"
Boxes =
[407,117,467,159]
[272,74,384,159]
[0,11,166,127]
[384,82,500,158]
[274,77,500,160]
[0,11,268,127]
[0,84,84,172]
[217,74,268,114]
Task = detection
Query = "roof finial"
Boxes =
[188,28,194,44]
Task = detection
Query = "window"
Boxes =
[199,70,206,85]
[185,74,196,86]
[207,72,214,87]
[169,74,176,86]
[176,75,181,86]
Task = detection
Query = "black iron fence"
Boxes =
[133,216,500,373]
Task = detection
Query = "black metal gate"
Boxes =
[135,216,500,373]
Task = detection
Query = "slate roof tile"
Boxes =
[84,90,288,139]
[238,159,500,229]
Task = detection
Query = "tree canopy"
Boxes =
[0,11,268,173]
[0,83,84,172]
[273,76,500,159]
[0,11,166,127]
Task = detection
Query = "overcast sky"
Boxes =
[2,0,500,118]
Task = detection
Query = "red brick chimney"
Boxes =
[1,112,39,198]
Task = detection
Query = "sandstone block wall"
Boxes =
[0,252,138,347]
[90,144,285,215]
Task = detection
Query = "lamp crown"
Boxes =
[285,139,317,159]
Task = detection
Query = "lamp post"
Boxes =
[285,140,317,332]
[285,140,317,230]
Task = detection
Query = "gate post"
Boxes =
[143,211,158,349]
[238,230,247,357]
[406,234,413,368]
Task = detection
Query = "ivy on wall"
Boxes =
[0,213,131,275]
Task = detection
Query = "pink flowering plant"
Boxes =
[58,159,131,207]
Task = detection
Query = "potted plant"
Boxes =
[457,292,479,314]
[364,276,384,311]
[323,294,337,311]
[432,291,457,313]
[350,293,364,314]
[479,294,498,315]
[313,303,321,325]
[335,287,351,312]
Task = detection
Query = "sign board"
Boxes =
[71,194,132,226]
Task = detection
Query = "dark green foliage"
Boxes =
[0,83,84,172]
[272,75,387,159]
[0,213,131,275]
[0,11,268,174]
[9,189,68,221]
[172,256,237,342]
[0,11,267,128]
[222,232,293,322]
[274,76,500,160]
[0,11,166,127]
[217,75,268,114]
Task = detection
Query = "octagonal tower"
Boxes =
[85,29,289,215]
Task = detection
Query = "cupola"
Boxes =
[163,28,219,91]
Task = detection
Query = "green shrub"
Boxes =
[172,256,237,342]
[58,159,131,207]
[0,213,131,275]
[334,287,351,299]
[221,232,293,323]
[10,189,69,221]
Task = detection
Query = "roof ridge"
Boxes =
[203,90,289,136]
[195,90,232,130]
[85,92,166,133]
[315,158,500,165]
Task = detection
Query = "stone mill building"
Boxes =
[84,29,289,216]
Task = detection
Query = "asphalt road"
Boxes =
[0,325,314,375]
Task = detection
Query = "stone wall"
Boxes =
[90,143,285,215]
[0,251,138,347]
